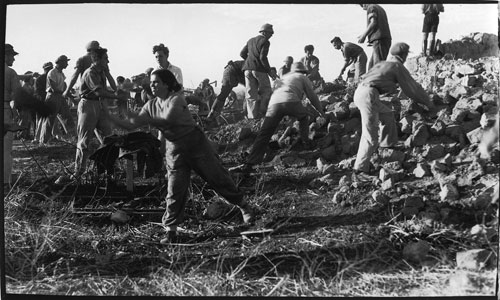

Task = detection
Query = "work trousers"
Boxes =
[353,84,398,173]
[39,92,75,143]
[244,70,272,119]
[353,52,368,82]
[246,101,310,165]
[75,99,112,176]
[210,83,237,117]
[369,38,392,70]
[162,127,245,227]
[4,102,14,184]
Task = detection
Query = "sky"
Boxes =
[4,3,499,93]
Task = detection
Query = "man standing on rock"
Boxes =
[352,43,435,181]
[206,60,246,127]
[331,36,368,83]
[230,62,326,174]
[421,3,444,56]
[240,23,277,119]
[358,4,392,70]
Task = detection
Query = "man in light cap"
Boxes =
[240,23,277,119]
[63,40,117,100]
[351,42,436,181]
[358,4,392,70]
[4,44,22,188]
[39,55,75,145]
[278,56,293,78]
[331,36,367,83]
[230,61,326,173]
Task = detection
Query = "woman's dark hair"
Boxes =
[152,43,169,56]
[151,69,182,92]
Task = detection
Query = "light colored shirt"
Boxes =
[360,56,431,107]
[4,64,21,102]
[300,55,321,81]
[154,63,183,85]
[79,64,107,100]
[268,72,321,112]
[139,92,196,141]
[46,67,66,93]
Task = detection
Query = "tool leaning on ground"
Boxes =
[4,87,55,136]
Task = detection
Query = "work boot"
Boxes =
[160,231,178,244]
[239,203,255,224]
[422,39,428,56]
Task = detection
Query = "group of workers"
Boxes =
[7,4,494,245]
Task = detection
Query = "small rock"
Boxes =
[110,210,131,224]
[430,120,446,136]
[371,190,390,204]
[403,240,431,263]
[439,183,459,202]
[380,178,395,191]
[466,127,483,144]
[413,163,431,178]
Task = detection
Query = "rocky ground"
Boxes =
[4,32,498,296]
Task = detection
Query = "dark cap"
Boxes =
[43,62,54,70]
[55,55,70,63]
[5,44,19,56]
[390,42,411,56]
[86,40,100,51]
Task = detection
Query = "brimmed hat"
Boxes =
[259,23,274,34]
[43,62,54,70]
[5,44,19,56]
[86,40,100,51]
[55,55,70,64]
[291,62,308,73]
[390,42,411,56]
[284,56,293,63]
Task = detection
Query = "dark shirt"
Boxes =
[366,4,391,42]
[222,60,245,86]
[342,42,365,62]
[422,4,444,15]
[240,35,272,73]
[34,73,48,101]
[360,56,431,108]
[278,65,291,78]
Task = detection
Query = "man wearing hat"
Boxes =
[352,42,435,181]
[358,4,392,70]
[71,48,128,180]
[278,56,293,78]
[32,62,54,143]
[331,36,367,83]
[230,62,326,173]
[240,23,277,119]
[4,44,23,187]
[206,59,246,126]
[39,55,75,145]
[63,40,117,100]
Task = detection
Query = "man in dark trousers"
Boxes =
[206,60,245,126]
[358,4,392,70]
[240,23,277,119]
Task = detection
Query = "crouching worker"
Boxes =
[230,62,326,173]
[108,69,255,244]
[352,42,436,181]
